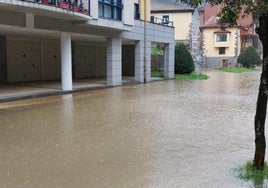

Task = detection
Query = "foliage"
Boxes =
[215,67,253,73]
[174,43,194,74]
[234,161,268,183]
[151,47,164,56]
[177,0,268,26]
[237,46,261,68]
[151,71,209,80]
[174,72,209,80]
[151,71,164,77]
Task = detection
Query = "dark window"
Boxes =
[243,36,251,43]
[216,33,227,42]
[98,0,123,21]
[219,47,226,54]
[162,15,169,24]
[134,3,140,19]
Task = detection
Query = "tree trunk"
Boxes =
[253,13,268,170]
[253,71,267,169]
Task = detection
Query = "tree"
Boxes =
[177,0,268,169]
[175,43,195,74]
[238,46,261,68]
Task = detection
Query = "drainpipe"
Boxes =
[143,0,147,83]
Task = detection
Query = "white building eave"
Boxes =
[86,18,133,31]
[0,0,92,21]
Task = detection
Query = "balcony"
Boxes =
[20,0,89,14]
[0,0,91,21]
[150,16,173,27]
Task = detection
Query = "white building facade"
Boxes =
[0,0,174,91]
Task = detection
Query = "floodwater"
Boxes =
[0,69,265,187]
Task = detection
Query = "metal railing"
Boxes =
[150,16,173,27]
[20,0,89,14]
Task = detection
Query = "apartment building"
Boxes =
[0,0,174,91]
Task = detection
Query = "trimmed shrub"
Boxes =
[237,46,261,68]
[175,43,194,74]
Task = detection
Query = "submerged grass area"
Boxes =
[151,71,164,77]
[151,71,209,80]
[215,67,252,73]
[174,72,209,80]
[234,161,268,184]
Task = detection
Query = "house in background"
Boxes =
[199,4,261,68]
[0,0,175,91]
[151,3,194,46]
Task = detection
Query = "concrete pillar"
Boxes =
[106,37,122,86]
[135,41,144,82]
[61,32,72,91]
[144,41,151,82]
[164,43,174,79]
[134,40,151,83]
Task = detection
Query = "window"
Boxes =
[243,36,251,43]
[134,3,140,19]
[219,47,226,54]
[216,33,227,42]
[98,0,123,21]
[162,15,169,24]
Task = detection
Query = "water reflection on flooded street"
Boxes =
[0,69,263,187]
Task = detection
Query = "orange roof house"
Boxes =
[198,4,261,67]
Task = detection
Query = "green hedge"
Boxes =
[174,43,194,74]
[237,46,261,68]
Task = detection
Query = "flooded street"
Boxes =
[0,69,264,187]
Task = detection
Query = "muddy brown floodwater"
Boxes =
[0,69,265,187]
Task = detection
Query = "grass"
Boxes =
[234,161,268,184]
[151,71,164,77]
[151,71,209,80]
[215,67,252,73]
[174,72,209,80]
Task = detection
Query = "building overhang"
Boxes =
[214,29,231,33]
[86,18,133,31]
[0,0,92,21]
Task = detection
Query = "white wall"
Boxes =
[123,0,134,26]
[74,43,106,78]
[96,46,106,77]
[42,40,61,80]
[90,0,98,19]
[74,44,97,78]
[7,38,41,82]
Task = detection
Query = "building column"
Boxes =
[61,32,72,91]
[135,41,144,82]
[164,43,174,79]
[106,37,122,86]
[134,40,151,83]
[144,40,151,82]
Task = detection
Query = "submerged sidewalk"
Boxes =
[0,77,163,103]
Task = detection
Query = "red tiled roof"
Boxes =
[240,28,253,36]
[199,4,254,34]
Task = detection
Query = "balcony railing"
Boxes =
[20,0,89,14]
[150,16,173,27]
